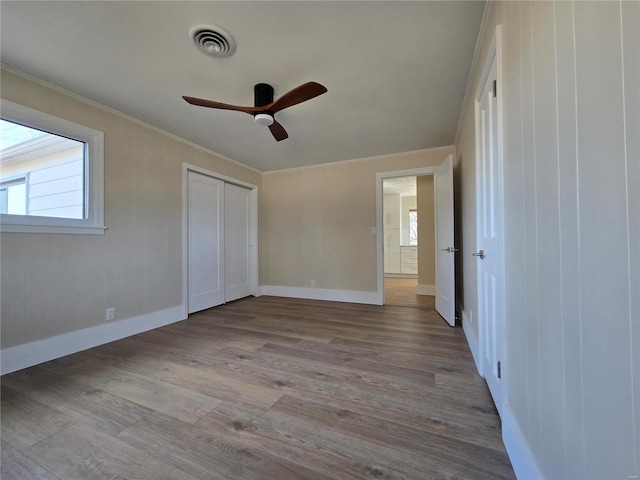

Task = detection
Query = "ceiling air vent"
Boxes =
[189,25,236,58]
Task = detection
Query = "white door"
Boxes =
[224,183,251,302]
[188,171,225,313]
[435,155,456,326]
[476,56,504,414]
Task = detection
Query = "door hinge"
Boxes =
[493,79,497,98]
[497,360,502,379]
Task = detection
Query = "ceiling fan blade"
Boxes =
[182,96,260,114]
[268,120,289,141]
[270,82,327,113]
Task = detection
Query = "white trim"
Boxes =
[182,163,259,317]
[260,285,380,306]
[475,30,500,103]
[183,162,257,190]
[502,407,544,480]
[384,273,417,279]
[0,99,105,235]
[248,183,259,298]
[462,307,482,375]
[0,305,185,375]
[0,223,107,235]
[416,284,435,296]
[1,64,262,175]
[264,146,455,175]
[454,0,493,145]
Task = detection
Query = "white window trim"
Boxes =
[0,99,105,234]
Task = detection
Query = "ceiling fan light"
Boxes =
[255,113,274,126]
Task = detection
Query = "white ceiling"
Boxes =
[383,176,416,197]
[0,1,485,172]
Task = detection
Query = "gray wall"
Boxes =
[457,1,639,477]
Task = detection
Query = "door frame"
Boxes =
[474,25,506,410]
[376,166,438,305]
[182,163,259,318]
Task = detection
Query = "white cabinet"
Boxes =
[384,194,401,273]
[385,230,401,272]
[400,246,418,274]
[384,193,418,275]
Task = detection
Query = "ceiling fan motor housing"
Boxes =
[254,83,274,109]
[254,83,275,125]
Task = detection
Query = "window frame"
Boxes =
[0,99,105,234]
[0,173,28,215]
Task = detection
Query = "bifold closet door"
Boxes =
[188,171,225,313]
[224,183,251,302]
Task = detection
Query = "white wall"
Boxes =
[457,1,639,478]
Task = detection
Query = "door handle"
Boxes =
[441,247,459,253]
[472,250,485,259]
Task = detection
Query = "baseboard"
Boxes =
[384,273,418,279]
[502,406,544,480]
[416,284,435,295]
[260,285,381,305]
[1,305,186,375]
[462,308,482,376]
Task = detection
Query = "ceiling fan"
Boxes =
[182,82,327,142]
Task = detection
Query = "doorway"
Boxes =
[182,164,258,316]
[382,174,435,309]
[376,156,456,325]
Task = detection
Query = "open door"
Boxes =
[435,155,456,326]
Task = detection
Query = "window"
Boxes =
[0,100,104,234]
[408,208,418,245]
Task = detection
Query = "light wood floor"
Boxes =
[1,296,514,480]
[384,277,435,309]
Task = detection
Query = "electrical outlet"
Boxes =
[106,307,115,321]
[310,279,316,287]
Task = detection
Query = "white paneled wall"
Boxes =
[498,1,639,478]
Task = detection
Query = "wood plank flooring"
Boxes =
[1,296,515,480]
[384,277,435,309]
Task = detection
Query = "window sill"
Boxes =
[0,223,107,235]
